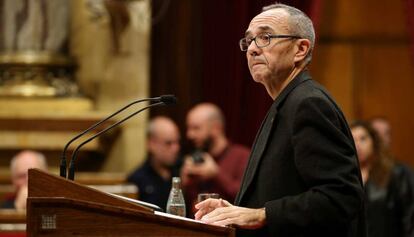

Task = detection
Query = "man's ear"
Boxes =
[294,39,311,63]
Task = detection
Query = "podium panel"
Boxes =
[27,169,235,237]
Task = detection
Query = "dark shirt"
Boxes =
[127,158,179,210]
[1,194,15,209]
[365,163,414,237]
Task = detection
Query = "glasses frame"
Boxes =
[239,33,301,51]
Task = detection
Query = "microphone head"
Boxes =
[160,95,177,105]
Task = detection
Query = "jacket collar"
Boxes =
[273,70,312,109]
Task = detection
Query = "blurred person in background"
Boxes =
[181,103,249,215]
[351,120,414,237]
[1,150,48,210]
[370,117,392,149]
[127,116,181,209]
[370,116,414,169]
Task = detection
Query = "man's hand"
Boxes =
[194,198,232,220]
[195,198,266,229]
[180,155,194,186]
[181,153,219,183]
[14,185,28,211]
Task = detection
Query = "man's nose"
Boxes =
[247,40,261,56]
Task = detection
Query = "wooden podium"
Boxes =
[26,169,235,237]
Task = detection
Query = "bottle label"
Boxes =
[166,203,186,217]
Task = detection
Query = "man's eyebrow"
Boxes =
[245,26,273,37]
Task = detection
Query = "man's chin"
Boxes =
[161,162,175,169]
[252,74,267,84]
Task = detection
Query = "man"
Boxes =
[127,116,181,210]
[195,3,366,237]
[369,117,414,237]
[1,150,48,210]
[370,117,392,149]
[181,103,249,213]
[370,116,414,169]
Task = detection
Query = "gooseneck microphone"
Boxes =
[159,94,177,105]
[60,95,177,179]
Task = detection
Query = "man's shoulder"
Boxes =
[291,79,332,102]
[284,79,340,114]
[127,162,153,183]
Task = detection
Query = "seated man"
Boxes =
[127,116,181,210]
[181,103,250,214]
[1,150,48,210]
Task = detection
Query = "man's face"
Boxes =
[186,111,212,150]
[148,125,180,167]
[371,120,391,148]
[12,155,43,191]
[245,9,298,87]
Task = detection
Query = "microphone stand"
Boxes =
[60,97,163,178]
[67,102,165,180]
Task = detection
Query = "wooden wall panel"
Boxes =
[356,45,414,166]
[321,1,407,38]
[313,0,414,167]
[310,43,355,120]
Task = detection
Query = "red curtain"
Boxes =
[405,0,414,62]
[200,0,323,146]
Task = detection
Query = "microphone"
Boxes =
[67,98,176,180]
[60,95,176,178]
[160,94,177,105]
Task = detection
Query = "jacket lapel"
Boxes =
[235,71,312,205]
[235,102,277,205]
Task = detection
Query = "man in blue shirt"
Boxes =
[127,116,181,210]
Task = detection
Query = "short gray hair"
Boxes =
[10,150,48,173]
[262,3,315,64]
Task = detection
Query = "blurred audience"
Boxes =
[1,150,48,210]
[370,116,392,149]
[350,121,414,237]
[127,116,181,210]
[181,103,250,214]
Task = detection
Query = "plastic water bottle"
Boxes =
[166,177,186,217]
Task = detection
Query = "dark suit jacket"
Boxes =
[234,71,366,237]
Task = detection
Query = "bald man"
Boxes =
[127,116,181,209]
[1,150,48,210]
[181,103,250,214]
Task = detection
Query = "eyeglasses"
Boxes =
[239,33,301,51]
